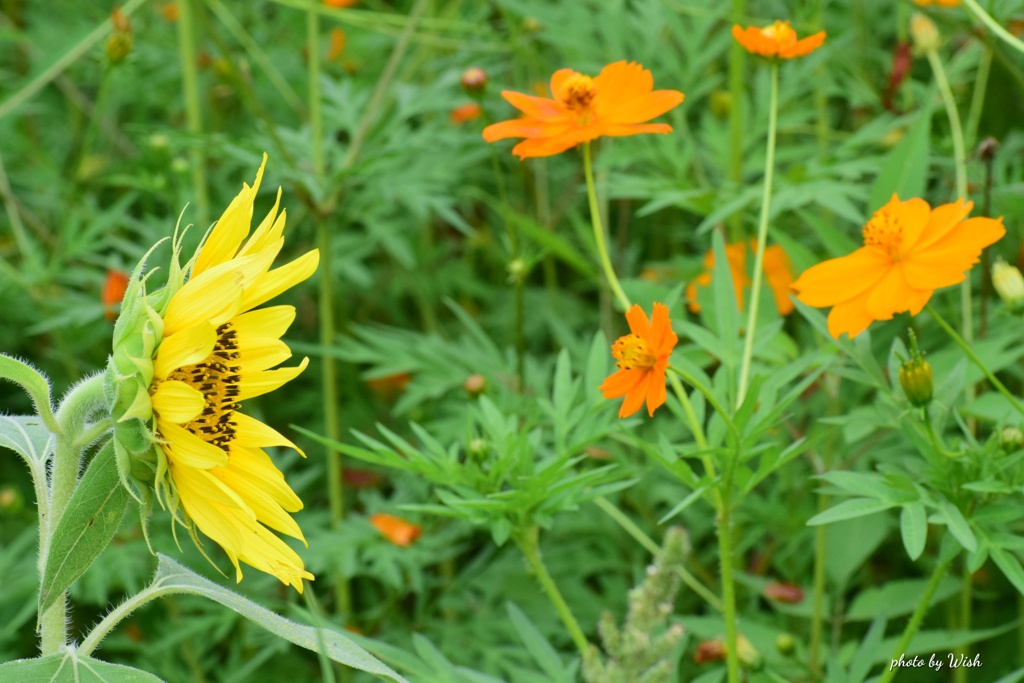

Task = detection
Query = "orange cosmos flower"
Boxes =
[159,2,179,21]
[914,0,960,6]
[599,303,678,418]
[370,513,422,547]
[792,195,1005,339]
[450,103,482,125]
[482,61,684,159]
[323,0,358,7]
[732,20,826,59]
[686,241,795,316]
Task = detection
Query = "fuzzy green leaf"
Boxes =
[0,652,165,683]
[40,441,128,614]
[0,414,54,467]
[0,354,59,434]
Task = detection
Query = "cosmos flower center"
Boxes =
[762,20,795,43]
[612,334,656,370]
[166,322,242,449]
[862,208,905,261]
[560,73,597,116]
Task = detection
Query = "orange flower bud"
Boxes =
[366,372,411,400]
[102,269,130,321]
[464,373,486,396]
[763,581,804,604]
[323,0,358,7]
[460,66,487,93]
[450,103,482,125]
[694,639,726,664]
[326,27,346,62]
[160,2,179,22]
[370,513,421,547]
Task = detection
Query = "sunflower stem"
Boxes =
[176,0,210,226]
[514,524,589,657]
[961,0,1024,57]
[40,373,108,655]
[582,142,630,312]
[926,303,1024,419]
[307,4,351,628]
[877,552,955,683]
[736,61,779,409]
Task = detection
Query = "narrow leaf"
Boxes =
[900,502,928,561]
[807,498,896,526]
[868,107,931,211]
[149,555,409,682]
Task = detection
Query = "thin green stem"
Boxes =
[177,0,210,225]
[809,496,828,675]
[0,0,147,121]
[80,584,176,656]
[927,303,1024,419]
[717,476,741,683]
[736,61,780,409]
[726,0,747,242]
[592,496,724,613]
[961,0,1024,57]
[515,525,589,657]
[877,553,955,683]
[582,142,630,312]
[307,4,350,623]
[925,48,972,357]
[953,562,972,683]
[668,366,740,448]
[965,43,992,149]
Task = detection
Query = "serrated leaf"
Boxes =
[40,441,128,614]
[807,498,896,526]
[0,651,165,683]
[0,414,54,466]
[138,555,410,682]
[900,502,928,561]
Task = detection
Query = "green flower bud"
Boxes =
[899,330,933,408]
[992,258,1024,312]
[775,633,796,656]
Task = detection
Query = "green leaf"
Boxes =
[900,502,928,561]
[807,498,897,526]
[938,500,977,553]
[143,555,410,682]
[990,547,1024,596]
[709,229,740,368]
[0,354,60,434]
[0,652,165,683]
[846,577,958,621]
[40,441,128,614]
[0,414,54,466]
[819,471,894,500]
[506,603,571,681]
[868,106,931,211]
[848,616,887,683]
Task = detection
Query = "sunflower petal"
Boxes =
[152,380,206,424]
[236,357,309,402]
[153,323,217,379]
[161,421,229,468]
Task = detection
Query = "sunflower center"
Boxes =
[560,73,597,116]
[612,334,656,371]
[762,20,795,43]
[862,207,905,260]
[168,322,242,449]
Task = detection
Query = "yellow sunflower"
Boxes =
[147,154,318,591]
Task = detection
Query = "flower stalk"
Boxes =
[175,0,209,225]
[926,303,1024,419]
[877,553,955,683]
[736,61,780,408]
[583,142,630,312]
[515,525,589,657]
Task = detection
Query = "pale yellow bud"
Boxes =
[910,13,940,52]
[993,258,1024,312]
